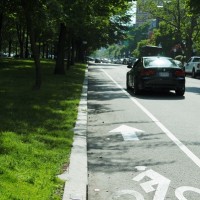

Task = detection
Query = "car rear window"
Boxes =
[144,57,177,68]
[193,58,200,62]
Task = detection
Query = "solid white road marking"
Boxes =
[101,68,200,168]
[175,186,200,200]
[110,125,144,141]
[133,168,170,200]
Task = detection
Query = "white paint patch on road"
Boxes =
[135,166,147,171]
[101,68,200,168]
[110,125,144,141]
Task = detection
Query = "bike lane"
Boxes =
[87,65,200,200]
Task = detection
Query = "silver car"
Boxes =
[185,56,200,78]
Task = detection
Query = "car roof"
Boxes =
[142,56,171,59]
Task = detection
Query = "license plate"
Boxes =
[159,72,169,77]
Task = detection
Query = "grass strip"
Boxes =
[0,58,86,200]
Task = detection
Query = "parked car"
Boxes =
[123,58,129,65]
[95,58,101,63]
[184,56,200,78]
[126,56,185,96]
[0,52,7,57]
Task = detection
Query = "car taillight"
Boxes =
[140,69,155,76]
[175,69,185,77]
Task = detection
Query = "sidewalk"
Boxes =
[58,69,88,200]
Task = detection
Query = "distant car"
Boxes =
[114,58,123,64]
[123,58,129,65]
[184,56,200,78]
[127,57,137,68]
[101,58,110,63]
[126,56,185,96]
[95,58,101,63]
[0,52,7,57]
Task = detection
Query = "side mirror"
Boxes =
[127,65,132,68]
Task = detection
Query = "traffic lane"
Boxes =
[127,78,200,160]
[102,64,200,160]
[87,64,200,200]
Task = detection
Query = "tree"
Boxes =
[1,0,133,87]
[187,0,200,13]
[0,0,16,52]
[20,0,45,89]
[125,22,150,56]
[52,0,132,74]
[137,0,200,59]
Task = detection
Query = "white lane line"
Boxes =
[101,68,200,168]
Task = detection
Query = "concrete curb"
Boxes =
[58,69,88,200]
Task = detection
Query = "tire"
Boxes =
[126,74,131,90]
[192,68,196,78]
[175,87,185,96]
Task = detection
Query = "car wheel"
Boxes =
[126,74,131,90]
[175,87,185,96]
[133,79,140,95]
[192,68,196,78]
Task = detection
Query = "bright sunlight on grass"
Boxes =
[0,58,86,199]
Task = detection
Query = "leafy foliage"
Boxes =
[137,0,200,58]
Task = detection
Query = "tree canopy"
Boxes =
[0,0,133,88]
[133,0,200,59]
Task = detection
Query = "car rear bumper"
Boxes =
[196,69,200,74]
[139,77,185,90]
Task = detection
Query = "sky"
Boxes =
[128,1,137,24]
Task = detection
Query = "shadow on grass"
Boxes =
[0,59,86,198]
[0,58,85,141]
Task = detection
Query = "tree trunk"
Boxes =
[54,23,66,74]
[75,39,84,62]
[67,44,71,70]
[45,43,49,59]
[185,37,193,60]
[8,39,12,57]
[185,17,196,60]
[21,0,42,89]
[70,32,75,66]
[0,12,3,52]
[25,31,29,58]
[29,26,42,89]
[66,29,71,70]
[16,24,25,58]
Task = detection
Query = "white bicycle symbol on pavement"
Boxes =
[111,166,200,200]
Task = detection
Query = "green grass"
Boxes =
[0,58,86,200]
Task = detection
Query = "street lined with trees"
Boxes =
[0,0,132,88]
[1,0,200,199]
[92,0,200,64]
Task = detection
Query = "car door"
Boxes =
[193,57,200,71]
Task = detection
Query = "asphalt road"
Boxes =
[87,63,200,200]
